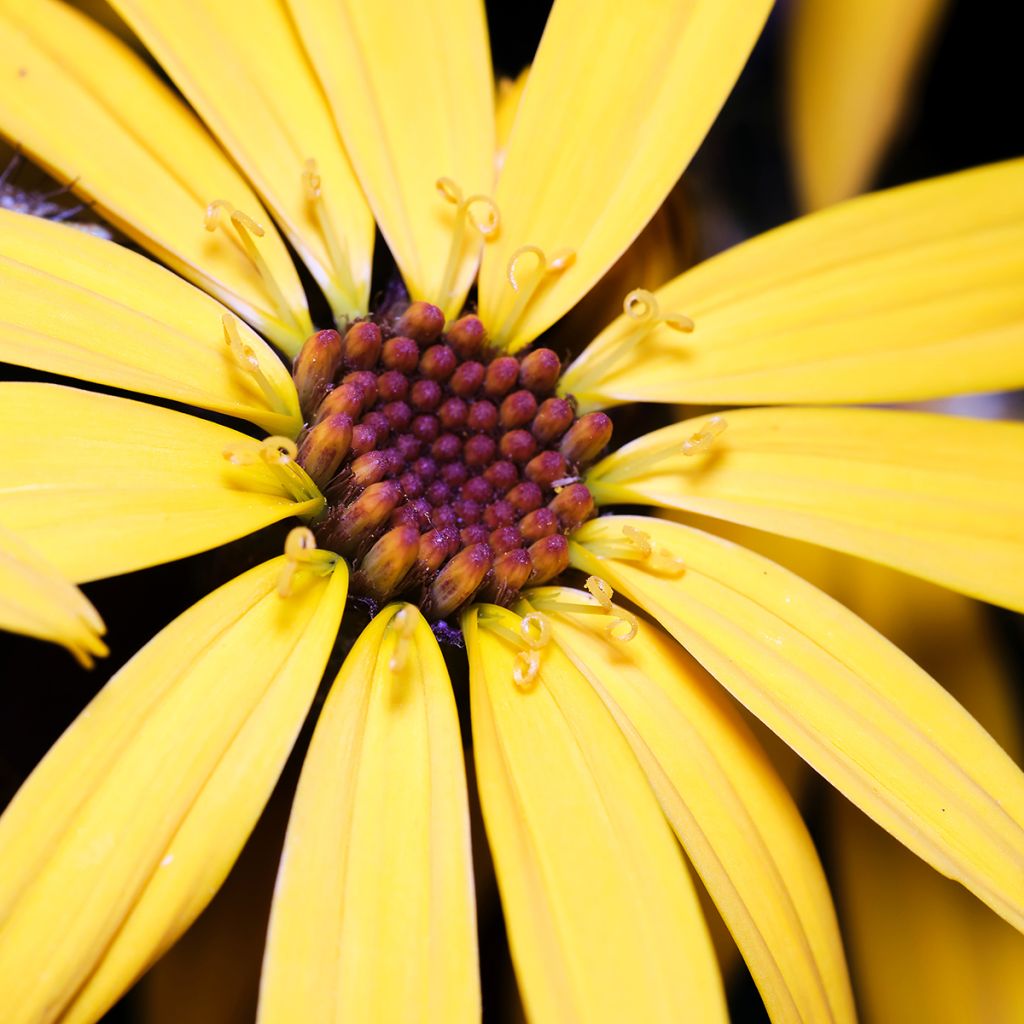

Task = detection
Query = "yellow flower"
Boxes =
[0,1,1022,1023]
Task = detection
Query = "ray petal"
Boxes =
[0,524,107,667]
[258,604,478,1023]
[563,160,1024,409]
[286,0,495,318]
[464,604,726,1023]
[521,586,855,1024]
[0,555,347,1024]
[0,383,322,583]
[570,515,1024,934]
[0,0,312,352]
[588,407,1024,612]
[109,0,374,318]
[477,0,772,350]
[0,210,301,435]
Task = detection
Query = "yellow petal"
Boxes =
[787,0,948,211]
[0,210,301,435]
[569,515,1024,933]
[0,383,322,583]
[589,406,1024,613]
[563,160,1024,408]
[825,556,1024,1022]
[0,554,347,1024]
[834,799,1024,1024]
[464,604,726,1023]
[0,524,107,667]
[258,604,478,1023]
[521,587,855,1024]
[477,0,772,350]
[0,0,312,353]
[286,0,495,318]
[109,0,374,318]
[495,67,528,172]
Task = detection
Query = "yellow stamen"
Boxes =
[585,526,685,577]
[519,611,551,650]
[596,416,729,487]
[222,435,323,507]
[222,314,292,417]
[497,245,576,349]
[259,435,299,465]
[623,287,694,333]
[682,415,728,456]
[388,605,417,673]
[302,159,359,312]
[529,580,638,642]
[435,177,500,316]
[277,526,338,597]
[571,287,695,389]
[480,609,550,690]
[513,648,541,689]
[205,199,302,333]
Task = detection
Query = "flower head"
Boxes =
[1,1,1023,1022]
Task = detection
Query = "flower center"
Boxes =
[290,301,611,621]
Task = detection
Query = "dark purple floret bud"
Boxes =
[499,390,538,429]
[342,321,382,370]
[532,397,575,444]
[449,361,485,398]
[484,356,520,398]
[354,524,419,600]
[560,412,613,465]
[297,413,352,487]
[518,507,558,543]
[381,335,419,373]
[525,450,567,487]
[376,369,409,402]
[499,429,536,463]
[464,434,497,467]
[420,344,457,381]
[518,348,561,393]
[467,400,498,432]
[293,329,344,419]
[549,482,595,528]
[527,534,569,585]
[423,543,492,618]
[395,301,445,343]
[446,315,486,358]
[438,397,468,430]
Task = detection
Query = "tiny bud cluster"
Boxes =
[292,301,611,620]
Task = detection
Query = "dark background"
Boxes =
[1,1,1021,1021]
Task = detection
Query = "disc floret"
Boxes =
[291,301,612,620]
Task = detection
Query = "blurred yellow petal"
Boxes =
[787,0,948,211]
[286,0,495,318]
[0,524,107,667]
[464,604,726,1023]
[0,210,301,436]
[570,515,1024,933]
[259,604,478,1023]
[0,0,312,353]
[477,0,772,350]
[589,407,1024,612]
[0,554,347,1024]
[521,587,855,1024]
[563,160,1024,409]
[834,799,1024,1024]
[0,383,322,583]
[110,0,374,318]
